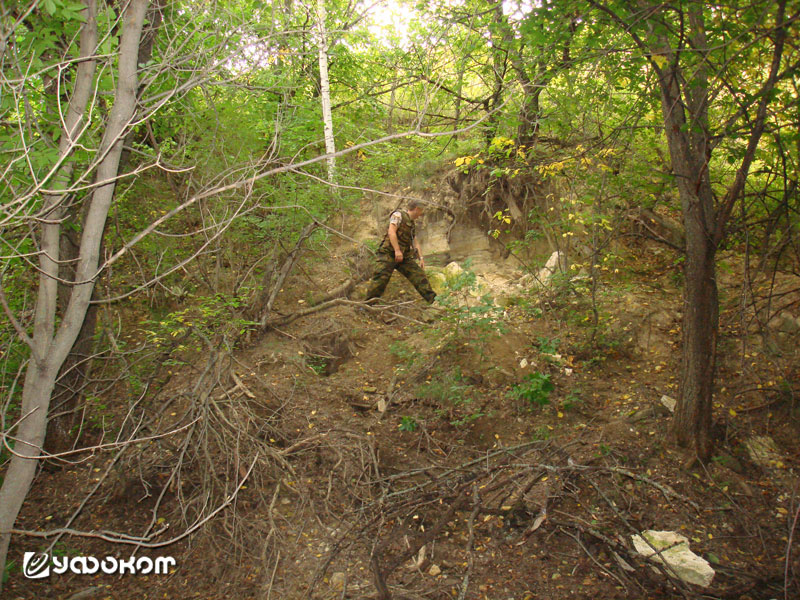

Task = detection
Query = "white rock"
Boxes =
[631,530,714,588]
[428,564,441,576]
[660,395,677,413]
[519,358,529,369]
[443,262,464,279]
[533,251,566,287]
[543,251,564,273]
[745,436,782,468]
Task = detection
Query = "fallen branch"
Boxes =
[263,298,411,327]
[457,483,481,600]
[260,222,319,326]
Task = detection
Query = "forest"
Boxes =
[1,0,798,598]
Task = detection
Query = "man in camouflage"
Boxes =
[366,200,436,304]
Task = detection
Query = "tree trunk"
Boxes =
[588,0,786,463]
[517,85,541,147]
[649,7,717,460]
[483,0,506,144]
[316,0,336,182]
[674,202,717,459]
[47,216,99,455]
[0,0,149,582]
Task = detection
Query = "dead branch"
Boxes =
[9,454,258,548]
[457,483,481,600]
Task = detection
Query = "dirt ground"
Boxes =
[5,232,799,600]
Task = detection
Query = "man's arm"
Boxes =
[414,237,425,268]
[388,223,403,262]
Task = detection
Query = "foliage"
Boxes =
[0,0,798,584]
[142,293,258,360]
[2,559,15,586]
[389,341,421,373]
[535,336,560,355]
[429,261,506,355]
[398,416,419,432]
[416,367,483,427]
[508,372,554,409]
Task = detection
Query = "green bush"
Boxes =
[508,372,554,408]
[398,416,419,432]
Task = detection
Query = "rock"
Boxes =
[329,572,346,590]
[443,261,464,279]
[536,251,566,284]
[519,358,529,369]
[543,251,565,273]
[714,453,745,474]
[428,564,441,576]
[627,406,657,423]
[469,275,492,298]
[771,311,800,334]
[744,436,782,468]
[660,395,677,413]
[631,530,715,588]
[427,270,448,295]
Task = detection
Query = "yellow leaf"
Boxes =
[652,54,668,68]
[729,408,737,417]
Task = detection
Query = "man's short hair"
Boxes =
[408,199,422,211]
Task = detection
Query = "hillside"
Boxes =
[2,3,798,596]
[6,172,799,600]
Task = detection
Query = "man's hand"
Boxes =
[419,256,425,268]
[394,249,403,262]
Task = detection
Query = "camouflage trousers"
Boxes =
[366,252,436,304]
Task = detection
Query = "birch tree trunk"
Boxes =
[0,0,149,581]
[316,0,336,182]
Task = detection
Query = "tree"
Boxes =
[588,0,792,459]
[0,0,150,578]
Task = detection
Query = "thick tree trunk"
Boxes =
[674,209,717,459]
[0,0,149,582]
[651,13,718,460]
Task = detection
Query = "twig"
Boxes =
[231,371,256,399]
[585,474,694,600]
[786,501,800,600]
[594,466,701,511]
[10,455,259,548]
[2,418,201,461]
[46,441,133,554]
[559,526,630,591]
